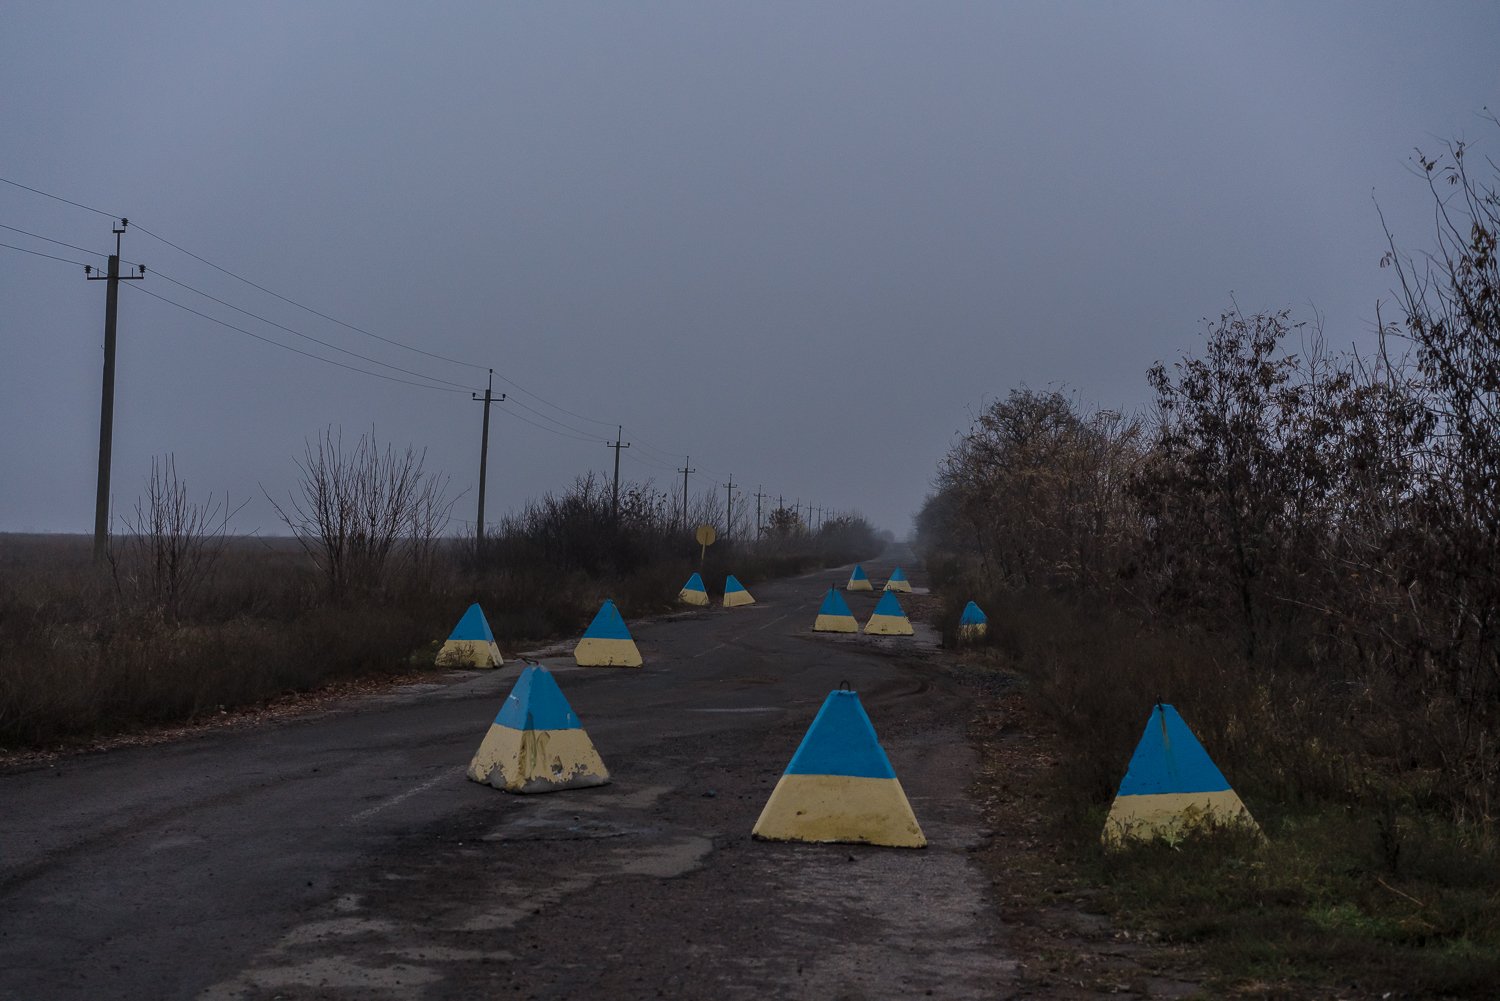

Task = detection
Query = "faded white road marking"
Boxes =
[347,769,457,825]
[756,612,791,631]
[691,642,728,660]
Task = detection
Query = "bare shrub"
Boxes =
[268,428,453,599]
[107,455,237,621]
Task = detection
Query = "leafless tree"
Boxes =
[267,428,453,598]
[108,455,238,620]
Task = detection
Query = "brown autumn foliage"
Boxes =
[920,131,1500,849]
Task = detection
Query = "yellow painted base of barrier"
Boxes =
[437,638,503,668]
[864,614,914,636]
[1102,788,1259,847]
[752,773,926,848]
[573,636,643,667]
[468,724,609,793]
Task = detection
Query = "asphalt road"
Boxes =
[1,554,1016,1000]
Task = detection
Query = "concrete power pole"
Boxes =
[607,425,630,520]
[677,456,695,531]
[85,219,145,564]
[471,369,504,546]
[723,476,735,540]
[753,486,765,541]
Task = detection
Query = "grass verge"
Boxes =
[953,594,1500,998]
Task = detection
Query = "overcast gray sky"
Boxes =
[2,2,1497,537]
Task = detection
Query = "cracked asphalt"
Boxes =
[1,555,1017,1000]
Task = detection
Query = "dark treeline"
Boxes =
[919,134,1500,848]
[0,442,878,747]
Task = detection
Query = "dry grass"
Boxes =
[0,530,873,750]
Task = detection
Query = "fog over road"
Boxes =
[1,556,1014,1000]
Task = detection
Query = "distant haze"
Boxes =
[2,3,1496,536]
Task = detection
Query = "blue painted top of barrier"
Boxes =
[849,565,868,582]
[581,600,633,640]
[495,665,581,731]
[818,588,854,617]
[725,575,747,593]
[960,601,987,625]
[449,603,495,642]
[870,590,907,618]
[1116,704,1231,796]
[682,572,706,593]
[785,690,896,779]
[888,567,907,582]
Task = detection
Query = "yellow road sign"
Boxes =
[695,524,717,546]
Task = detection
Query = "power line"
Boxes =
[0,241,92,268]
[624,449,677,473]
[2,217,478,390]
[0,174,491,374]
[0,177,118,220]
[145,267,479,391]
[130,222,491,374]
[504,396,604,439]
[0,222,109,261]
[2,177,795,504]
[123,283,470,394]
[487,370,616,428]
[495,404,600,443]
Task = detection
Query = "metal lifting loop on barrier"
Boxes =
[839,679,852,692]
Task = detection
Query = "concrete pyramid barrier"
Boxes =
[723,575,755,608]
[813,587,858,633]
[436,603,503,668]
[467,664,609,793]
[752,689,926,848]
[883,567,912,592]
[863,590,914,636]
[846,564,873,591]
[1103,703,1260,847]
[958,601,988,643]
[573,599,642,667]
[679,572,709,607]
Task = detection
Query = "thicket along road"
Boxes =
[1,556,1017,1000]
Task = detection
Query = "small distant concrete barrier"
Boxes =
[573,600,642,668]
[436,603,503,668]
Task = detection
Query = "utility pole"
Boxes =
[723,475,735,540]
[85,219,145,564]
[471,369,505,546]
[677,456,696,531]
[753,486,765,540]
[815,505,823,532]
[607,425,630,520]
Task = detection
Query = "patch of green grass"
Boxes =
[1083,808,1500,996]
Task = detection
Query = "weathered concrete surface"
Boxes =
[0,556,1018,1000]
